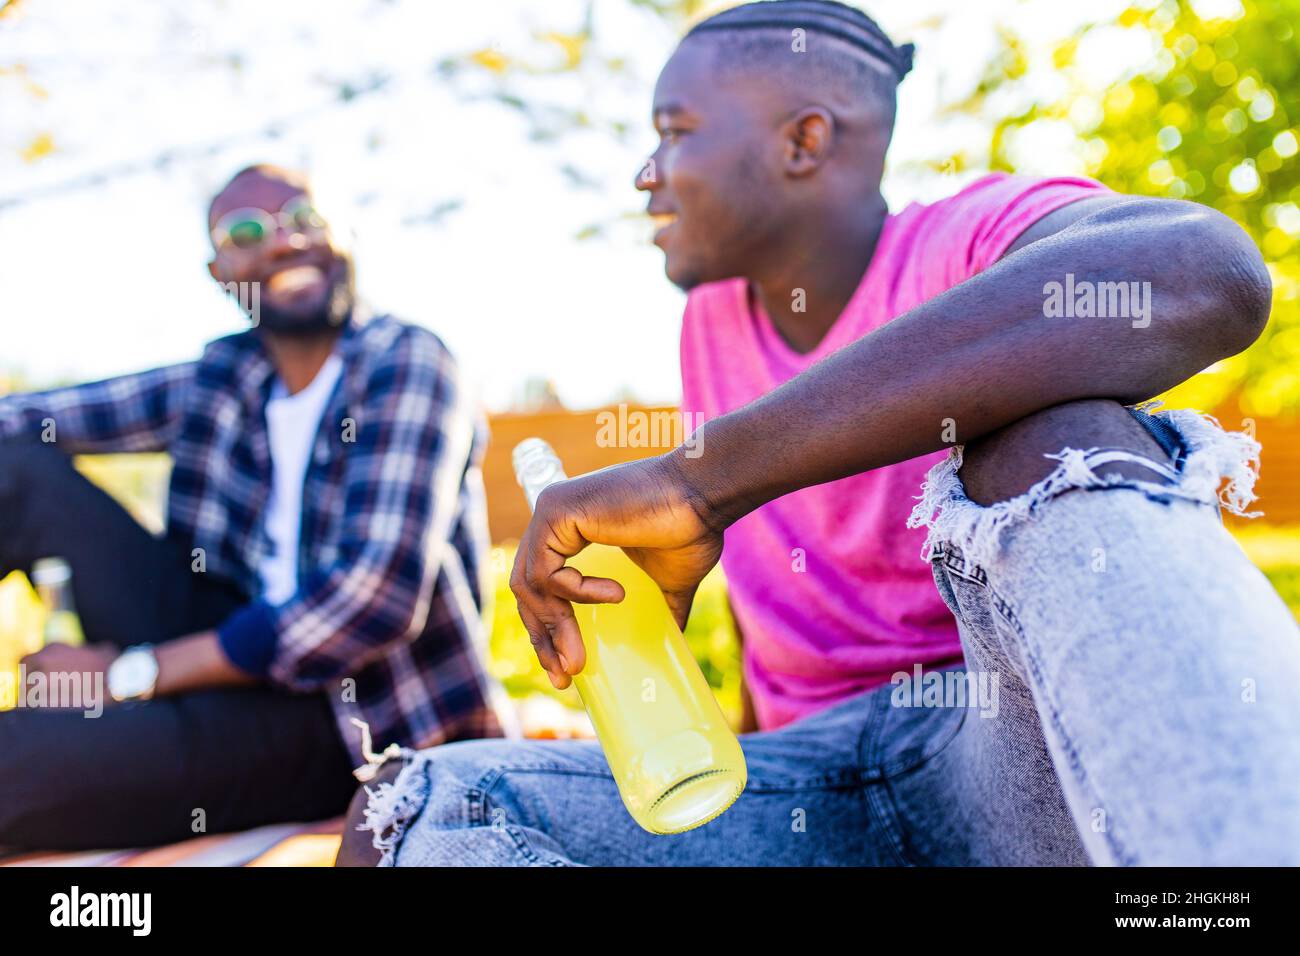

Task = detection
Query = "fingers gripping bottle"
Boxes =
[513,439,746,834]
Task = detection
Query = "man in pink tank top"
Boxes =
[343,1,1300,867]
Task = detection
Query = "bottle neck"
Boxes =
[512,439,568,512]
[37,583,76,614]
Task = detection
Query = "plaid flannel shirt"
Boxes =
[0,309,503,760]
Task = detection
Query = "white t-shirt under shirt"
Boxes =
[258,353,344,606]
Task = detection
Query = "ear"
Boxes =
[781,107,835,178]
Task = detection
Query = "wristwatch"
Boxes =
[108,644,159,702]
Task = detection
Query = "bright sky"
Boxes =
[0,0,1142,410]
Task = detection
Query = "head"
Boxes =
[207,164,354,336]
[637,0,913,290]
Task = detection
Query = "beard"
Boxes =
[252,257,356,337]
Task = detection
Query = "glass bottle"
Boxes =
[31,557,85,647]
[513,438,746,833]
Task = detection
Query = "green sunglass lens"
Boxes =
[291,207,324,232]
[228,220,266,248]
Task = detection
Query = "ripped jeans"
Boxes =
[359,407,1300,866]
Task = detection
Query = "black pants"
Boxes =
[0,436,357,851]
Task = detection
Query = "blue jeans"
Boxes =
[360,407,1300,865]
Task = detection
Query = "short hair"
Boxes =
[683,1,914,115]
[208,163,309,223]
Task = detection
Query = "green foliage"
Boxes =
[1264,565,1300,614]
[976,0,1300,414]
[1232,522,1300,616]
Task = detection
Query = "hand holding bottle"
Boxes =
[511,439,746,833]
[510,450,724,689]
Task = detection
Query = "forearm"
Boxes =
[0,363,193,452]
[154,631,260,696]
[677,200,1271,525]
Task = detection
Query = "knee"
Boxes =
[0,435,71,499]
[959,399,1171,506]
[334,759,405,867]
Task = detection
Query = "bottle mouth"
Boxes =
[30,557,72,586]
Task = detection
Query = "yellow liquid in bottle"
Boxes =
[43,609,85,647]
[566,543,747,834]
[31,559,85,648]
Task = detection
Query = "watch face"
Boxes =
[109,648,158,700]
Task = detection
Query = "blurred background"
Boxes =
[2,0,1298,731]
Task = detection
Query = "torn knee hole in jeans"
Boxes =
[350,717,423,866]
[906,408,1261,568]
[355,755,426,866]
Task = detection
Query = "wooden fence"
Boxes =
[483,403,1300,542]
[1211,403,1300,527]
[483,405,681,542]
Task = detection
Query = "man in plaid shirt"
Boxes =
[0,164,502,850]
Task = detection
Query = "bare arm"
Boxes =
[20,632,256,704]
[511,196,1272,684]
[153,632,259,696]
[675,197,1271,526]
